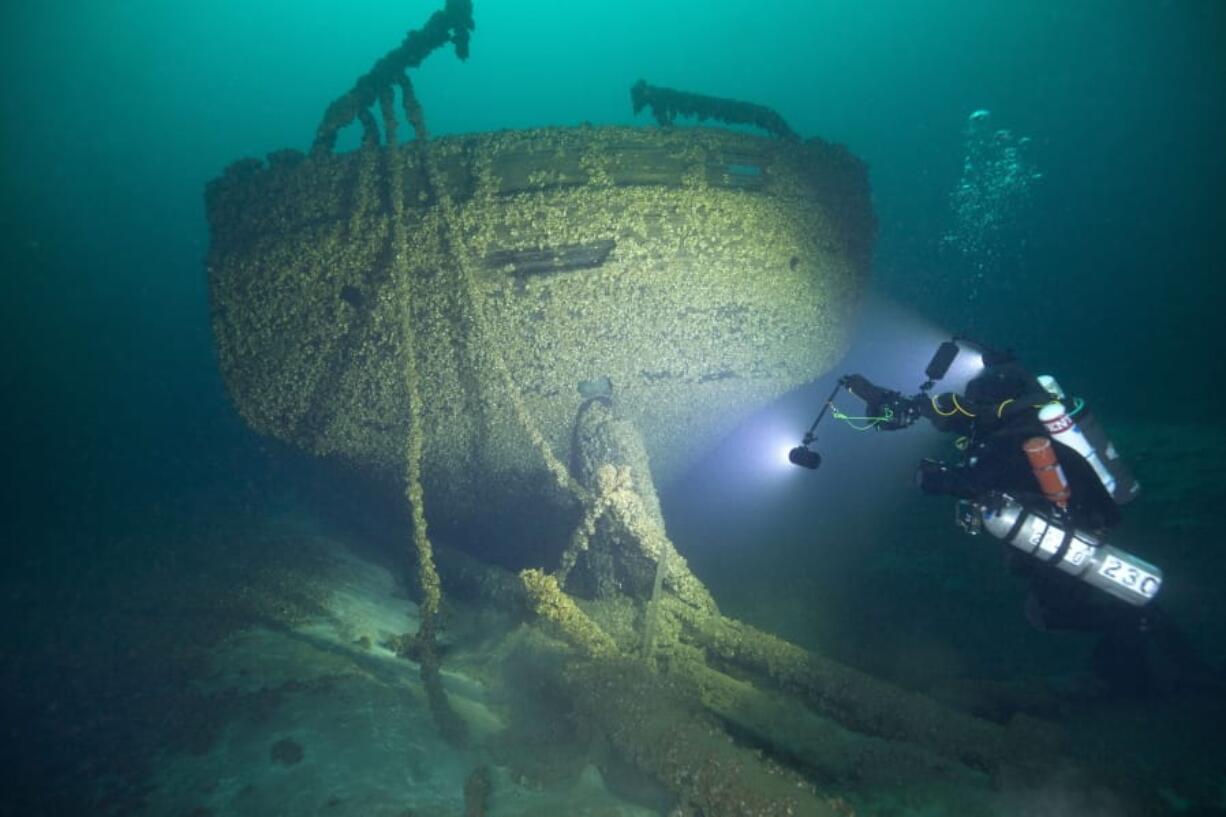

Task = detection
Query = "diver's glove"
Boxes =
[842,374,923,430]
[874,392,923,430]
[842,374,893,405]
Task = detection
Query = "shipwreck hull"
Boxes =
[207,125,874,532]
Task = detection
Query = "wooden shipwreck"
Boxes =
[203,2,1085,814]
[206,116,873,533]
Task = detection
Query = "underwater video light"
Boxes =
[788,444,821,470]
[925,341,961,382]
[787,378,849,470]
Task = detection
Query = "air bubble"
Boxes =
[943,109,1042,302]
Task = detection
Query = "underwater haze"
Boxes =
[3,1,1225,816]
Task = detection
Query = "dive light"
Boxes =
[922,340,960,390]
[788,441,821,470]
[786,379,848,470]
[788,337,967,469]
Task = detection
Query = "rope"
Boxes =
[408,104,586,505]
[555,465,624,585]
[830,403,894,431]
[382,86,466,747]
[395,76,611,617]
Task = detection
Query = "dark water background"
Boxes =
[2,0,1224,812]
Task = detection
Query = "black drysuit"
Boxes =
[850,361,1211,695]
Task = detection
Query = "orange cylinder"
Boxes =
[1024,436,1071,509]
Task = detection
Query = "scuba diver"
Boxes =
[789,339,1214,696]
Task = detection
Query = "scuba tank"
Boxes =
[1036,374,1065,399]
[1023,436,1070,509]
[978,493,1162,606]
[1036,375,1140,505]
[1073,408,1140,504]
